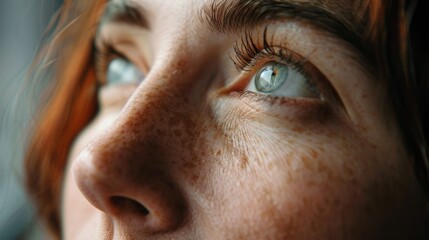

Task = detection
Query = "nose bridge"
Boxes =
[85,0,224,173]
[110,41,215,146]
[73,48,208,232]
[115,67,194,151]
[82,40,203,181]
[108,41,200,145]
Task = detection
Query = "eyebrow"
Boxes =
[99,0,374,71]
[99,0,148,29]
[201,0,374,71]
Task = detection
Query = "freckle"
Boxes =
[177,59,187,68]
[310,149,319,158]
[334,192,346,206]
[317,161,328,173]
[301,155,310,169]
[185,142,194,152]
[173,129,182,137]
[350,178,358,185]
[344,165,355,177]
[293,125,304,134]
[156,129,165,136]
[183,162,196,170]
[239,155,249,169]
[168,115,181,126]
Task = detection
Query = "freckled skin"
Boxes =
[62,0,427,239]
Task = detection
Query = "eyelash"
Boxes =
[94,45,110,84]
[94,40,127,84]
[232,27,307,73]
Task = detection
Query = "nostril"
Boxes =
[110,196,150,215]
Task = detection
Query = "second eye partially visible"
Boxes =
[106,57,145,85]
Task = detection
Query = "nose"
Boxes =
[72,84,188,233]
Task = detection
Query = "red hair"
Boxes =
[25,0,105,237]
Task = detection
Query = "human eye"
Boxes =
[225,27,339,112]
[95,46,145,86]
[106,57,144,85]
[93,41,146,109]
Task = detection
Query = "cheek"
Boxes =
[189,104,421,239]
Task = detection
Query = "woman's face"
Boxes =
[62,0,427,239]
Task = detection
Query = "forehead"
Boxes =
[105,0,372,37]
[112,0,371,21]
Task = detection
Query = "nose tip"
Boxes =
[72,143,186,233]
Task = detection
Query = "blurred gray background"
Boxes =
[0,0,62,239]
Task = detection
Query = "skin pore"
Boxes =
[61,0,427,239]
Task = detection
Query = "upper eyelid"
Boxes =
[96,28,150,67]
[229,21,376,81]
[99,1,149,30]
[231,26,307,71]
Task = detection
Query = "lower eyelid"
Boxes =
[235,91,325,107]
[217,91,333,125]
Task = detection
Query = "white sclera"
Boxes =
[107,58,144,85]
